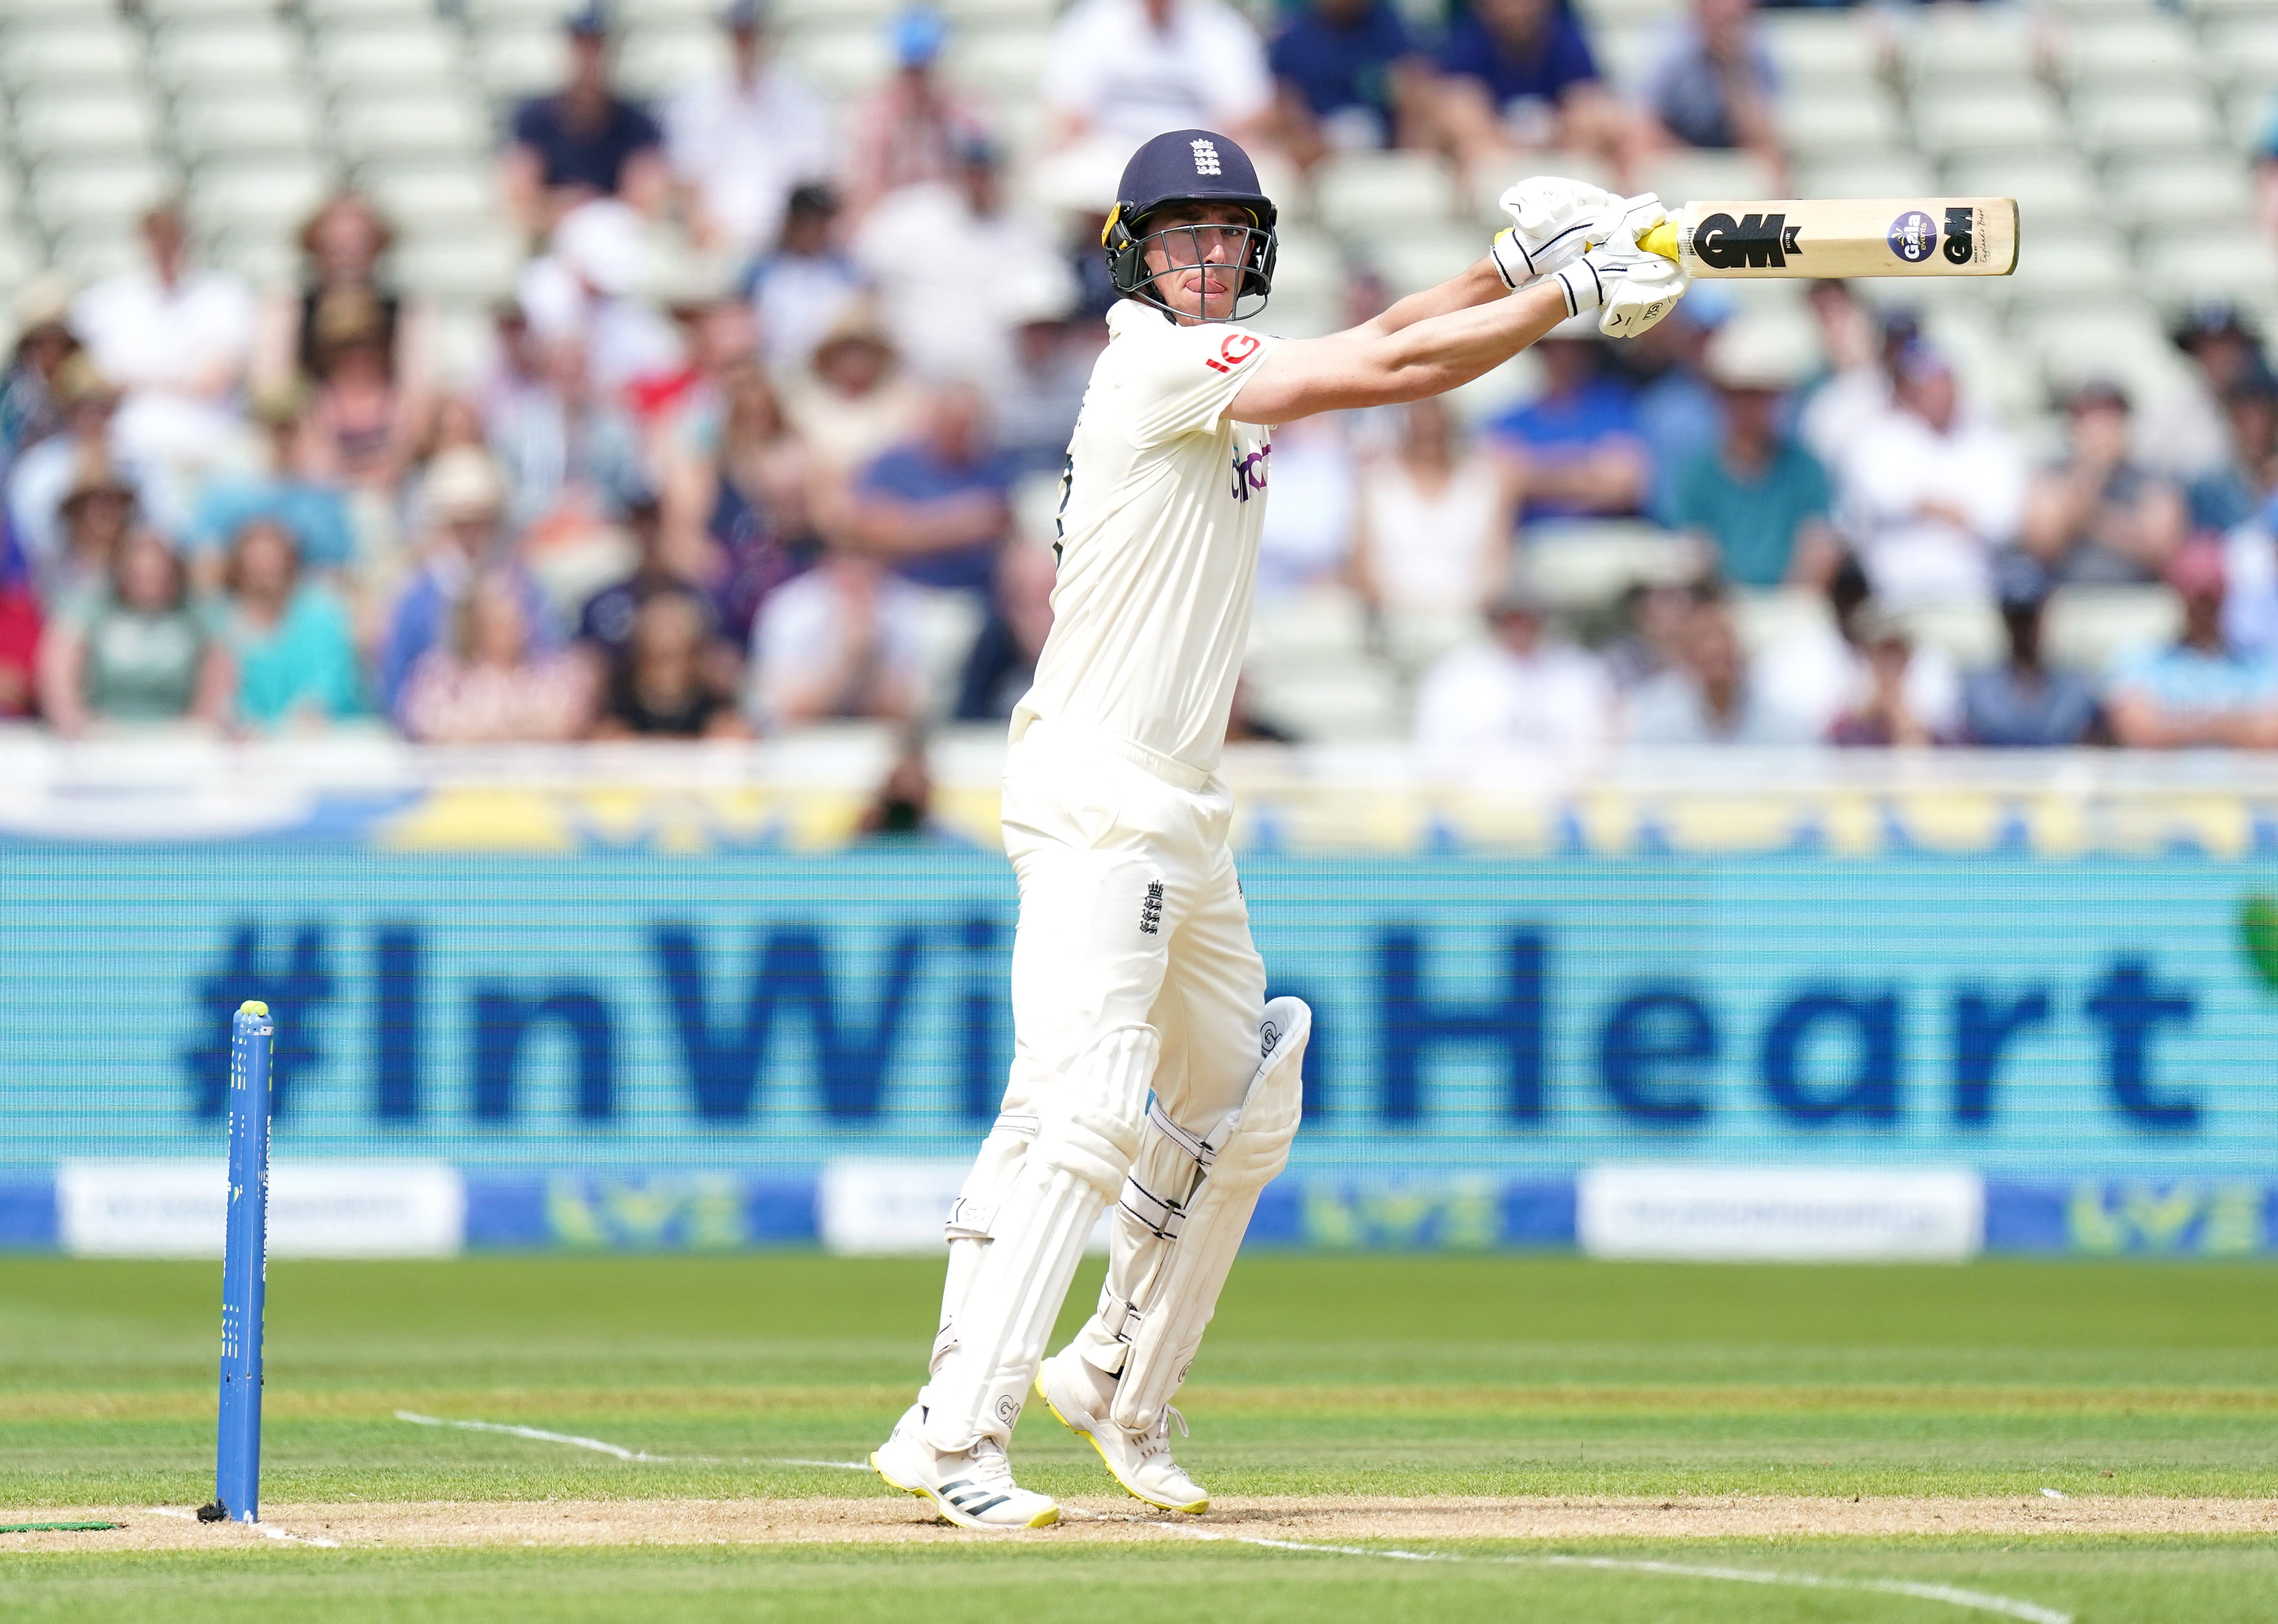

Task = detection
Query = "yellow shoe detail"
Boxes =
[1036,1375,1207,1514]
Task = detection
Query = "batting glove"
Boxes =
[1551,193,1691,340]
[1489,175,1622,289]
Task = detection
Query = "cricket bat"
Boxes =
[1634,197,2020,278]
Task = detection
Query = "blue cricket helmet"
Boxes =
[1102,129,1278,322]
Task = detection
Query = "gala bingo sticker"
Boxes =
[1886,210,1939,265]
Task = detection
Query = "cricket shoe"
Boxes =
[1035,1347,1209,1513]
[870,1404,1060,1530]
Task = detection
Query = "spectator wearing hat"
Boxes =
[300,288,414,498]
[1413,577,1614,754]
[379,448,558,718]
[1628,588,1808,745]
[209,516,364,733]
[38,530,230,736]
[41,452,139,610]
[743,184,866,379]
[1834,340,2025,610]
[2020,380,2186,587]
[782,305,926,476]
[183,390,356,595]
[517,198,683,394]
[2106,541,2278,749]
[2139,302,2268,484]
[1434,0,1634,181]
[8,358,144,576]
[1669,318,1837,588]
[401,566,596,744]
[0,275,80,470]
[1959,552,2102,749]
[1042,0,1274,152]
[504,3,667,236]
[853,133,1078,382]
[1266,0,1430,166]
[69,202,256,475]
[664,0,835,255]
[1483,328,1647,522]
[845,7,994,218]
[2185,369,2278,535]
[255,192,434,406]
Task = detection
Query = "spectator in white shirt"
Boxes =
[1352,397,1517,617]
[749,544,929,727]
[1835,340,2025,610]
[1754,552,1961,741]
[663,0,835,256]
[1627,590,1811,745]
[1044,0,1275,151]
[70,203,256,474]
[515,198,684,394]
[852,135,1078,382]
[1413,578,1613,755]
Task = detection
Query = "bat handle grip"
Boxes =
[1638,220,1681,263]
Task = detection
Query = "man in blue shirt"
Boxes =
[1484,331,1647,522]
[503,4,666,235]
[1960,551,2102,748]
[2106,540,2278,748]
[1266,0,1427,163]
[1668,317,1836,587]
[843,380,1014,597]
[1437,0,1632,176]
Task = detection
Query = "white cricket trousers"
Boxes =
[915,721,1268,1449]
[997,721,1267,1150]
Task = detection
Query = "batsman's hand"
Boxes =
[1488,175,1621,289]
[1552,193,1691,340]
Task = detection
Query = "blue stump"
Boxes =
[203,999,272,1524]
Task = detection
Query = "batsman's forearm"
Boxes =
[1372,280,1568,398]
[1356,258,1511,339]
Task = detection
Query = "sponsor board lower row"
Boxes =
[2,1163,2272,1260]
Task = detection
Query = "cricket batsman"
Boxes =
[871,129,1689,1529]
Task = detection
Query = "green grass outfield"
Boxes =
[4,1253,2275,1620]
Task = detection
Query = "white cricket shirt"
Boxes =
[1011,298,1281,775]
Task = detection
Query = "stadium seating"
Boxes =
[0,0,2268,745]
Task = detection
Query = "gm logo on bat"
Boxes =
[1691,212,1802,270]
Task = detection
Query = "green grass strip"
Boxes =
[0,1522,123,1533]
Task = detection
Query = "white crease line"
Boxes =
[395,1409,695,1463]
[1162,1527,2073,1624]
[145,1506,339,1549]
[393,1410,867,1471]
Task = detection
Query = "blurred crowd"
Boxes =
[2,0,2276,755]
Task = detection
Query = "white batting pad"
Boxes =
[919,1025,1158,1452]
